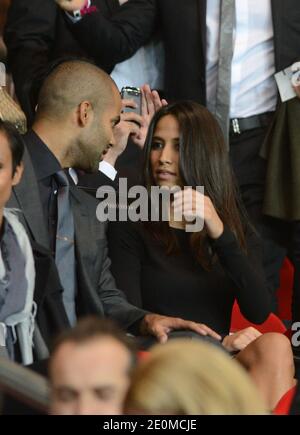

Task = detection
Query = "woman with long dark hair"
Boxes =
[108,101,295,409]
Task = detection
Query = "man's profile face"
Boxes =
[79,86,122,172]
[49,337,131,415]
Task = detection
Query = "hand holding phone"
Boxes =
[120,84,168,149]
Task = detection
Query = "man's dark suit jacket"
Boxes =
[30,240,70,354]
[7,136,147,338]
[5,0,300,122]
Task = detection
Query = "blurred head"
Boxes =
[49,317,136,415]
[124,339,267,415]
[0,121,24,220]
[35,60,121,172]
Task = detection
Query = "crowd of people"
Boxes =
[0,0,300,415]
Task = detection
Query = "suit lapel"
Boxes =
[12,148,50,249]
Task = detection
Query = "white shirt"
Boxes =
[206,0,277,118]
[111,39,164,91]
[69,161,116,185]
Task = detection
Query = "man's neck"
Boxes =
[32,120,72,168]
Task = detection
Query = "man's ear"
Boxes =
[12,162,24,187]
[77,101,94,127]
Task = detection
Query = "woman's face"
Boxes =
[150,115,182,188]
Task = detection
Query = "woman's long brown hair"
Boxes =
[143,101,247,270]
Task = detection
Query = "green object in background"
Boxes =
[261,97,300,221]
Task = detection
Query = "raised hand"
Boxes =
[101,98,140,166]
[291,62,300,99]
[121,85,167,149]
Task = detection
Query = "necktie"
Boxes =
[55,170,77,326]
[215,0,235,145]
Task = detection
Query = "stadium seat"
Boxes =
[273,386,296,415]
[277,257,294,321]
[230,300,287,334]
[137,350,149,360]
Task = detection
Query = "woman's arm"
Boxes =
[211,227,272,324]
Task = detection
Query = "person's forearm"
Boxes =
[211,228,271,323]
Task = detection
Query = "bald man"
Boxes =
[7,60,219,354]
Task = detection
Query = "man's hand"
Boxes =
[55,0,87,12]
[292,62,300,99]
[140,313,222,344]
[103,86,167,164]
[222,327,262,352]
[102,103,140,166]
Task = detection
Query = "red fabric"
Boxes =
[284,328,292,339]
[277,258,294,321]
[137,351,149,360]
[230,301,287,334]
[81,1,98,16]
[273,386,296,415]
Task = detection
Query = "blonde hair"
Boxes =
[124,339,267,415]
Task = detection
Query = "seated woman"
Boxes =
[108,101,295,410]
[124,339,267,415]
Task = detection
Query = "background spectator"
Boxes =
[4,0,156,125]
[124,339,267,415]
[49,317,136,415]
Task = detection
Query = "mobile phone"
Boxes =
[120,86,142,115]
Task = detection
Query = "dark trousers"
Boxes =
[229,127,287,313]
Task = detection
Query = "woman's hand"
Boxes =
[291,62,300,99]
[141,314,222,344]
[173,188,224,238]
[222,327,262,352]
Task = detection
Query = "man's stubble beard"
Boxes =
[72,135,108,173]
